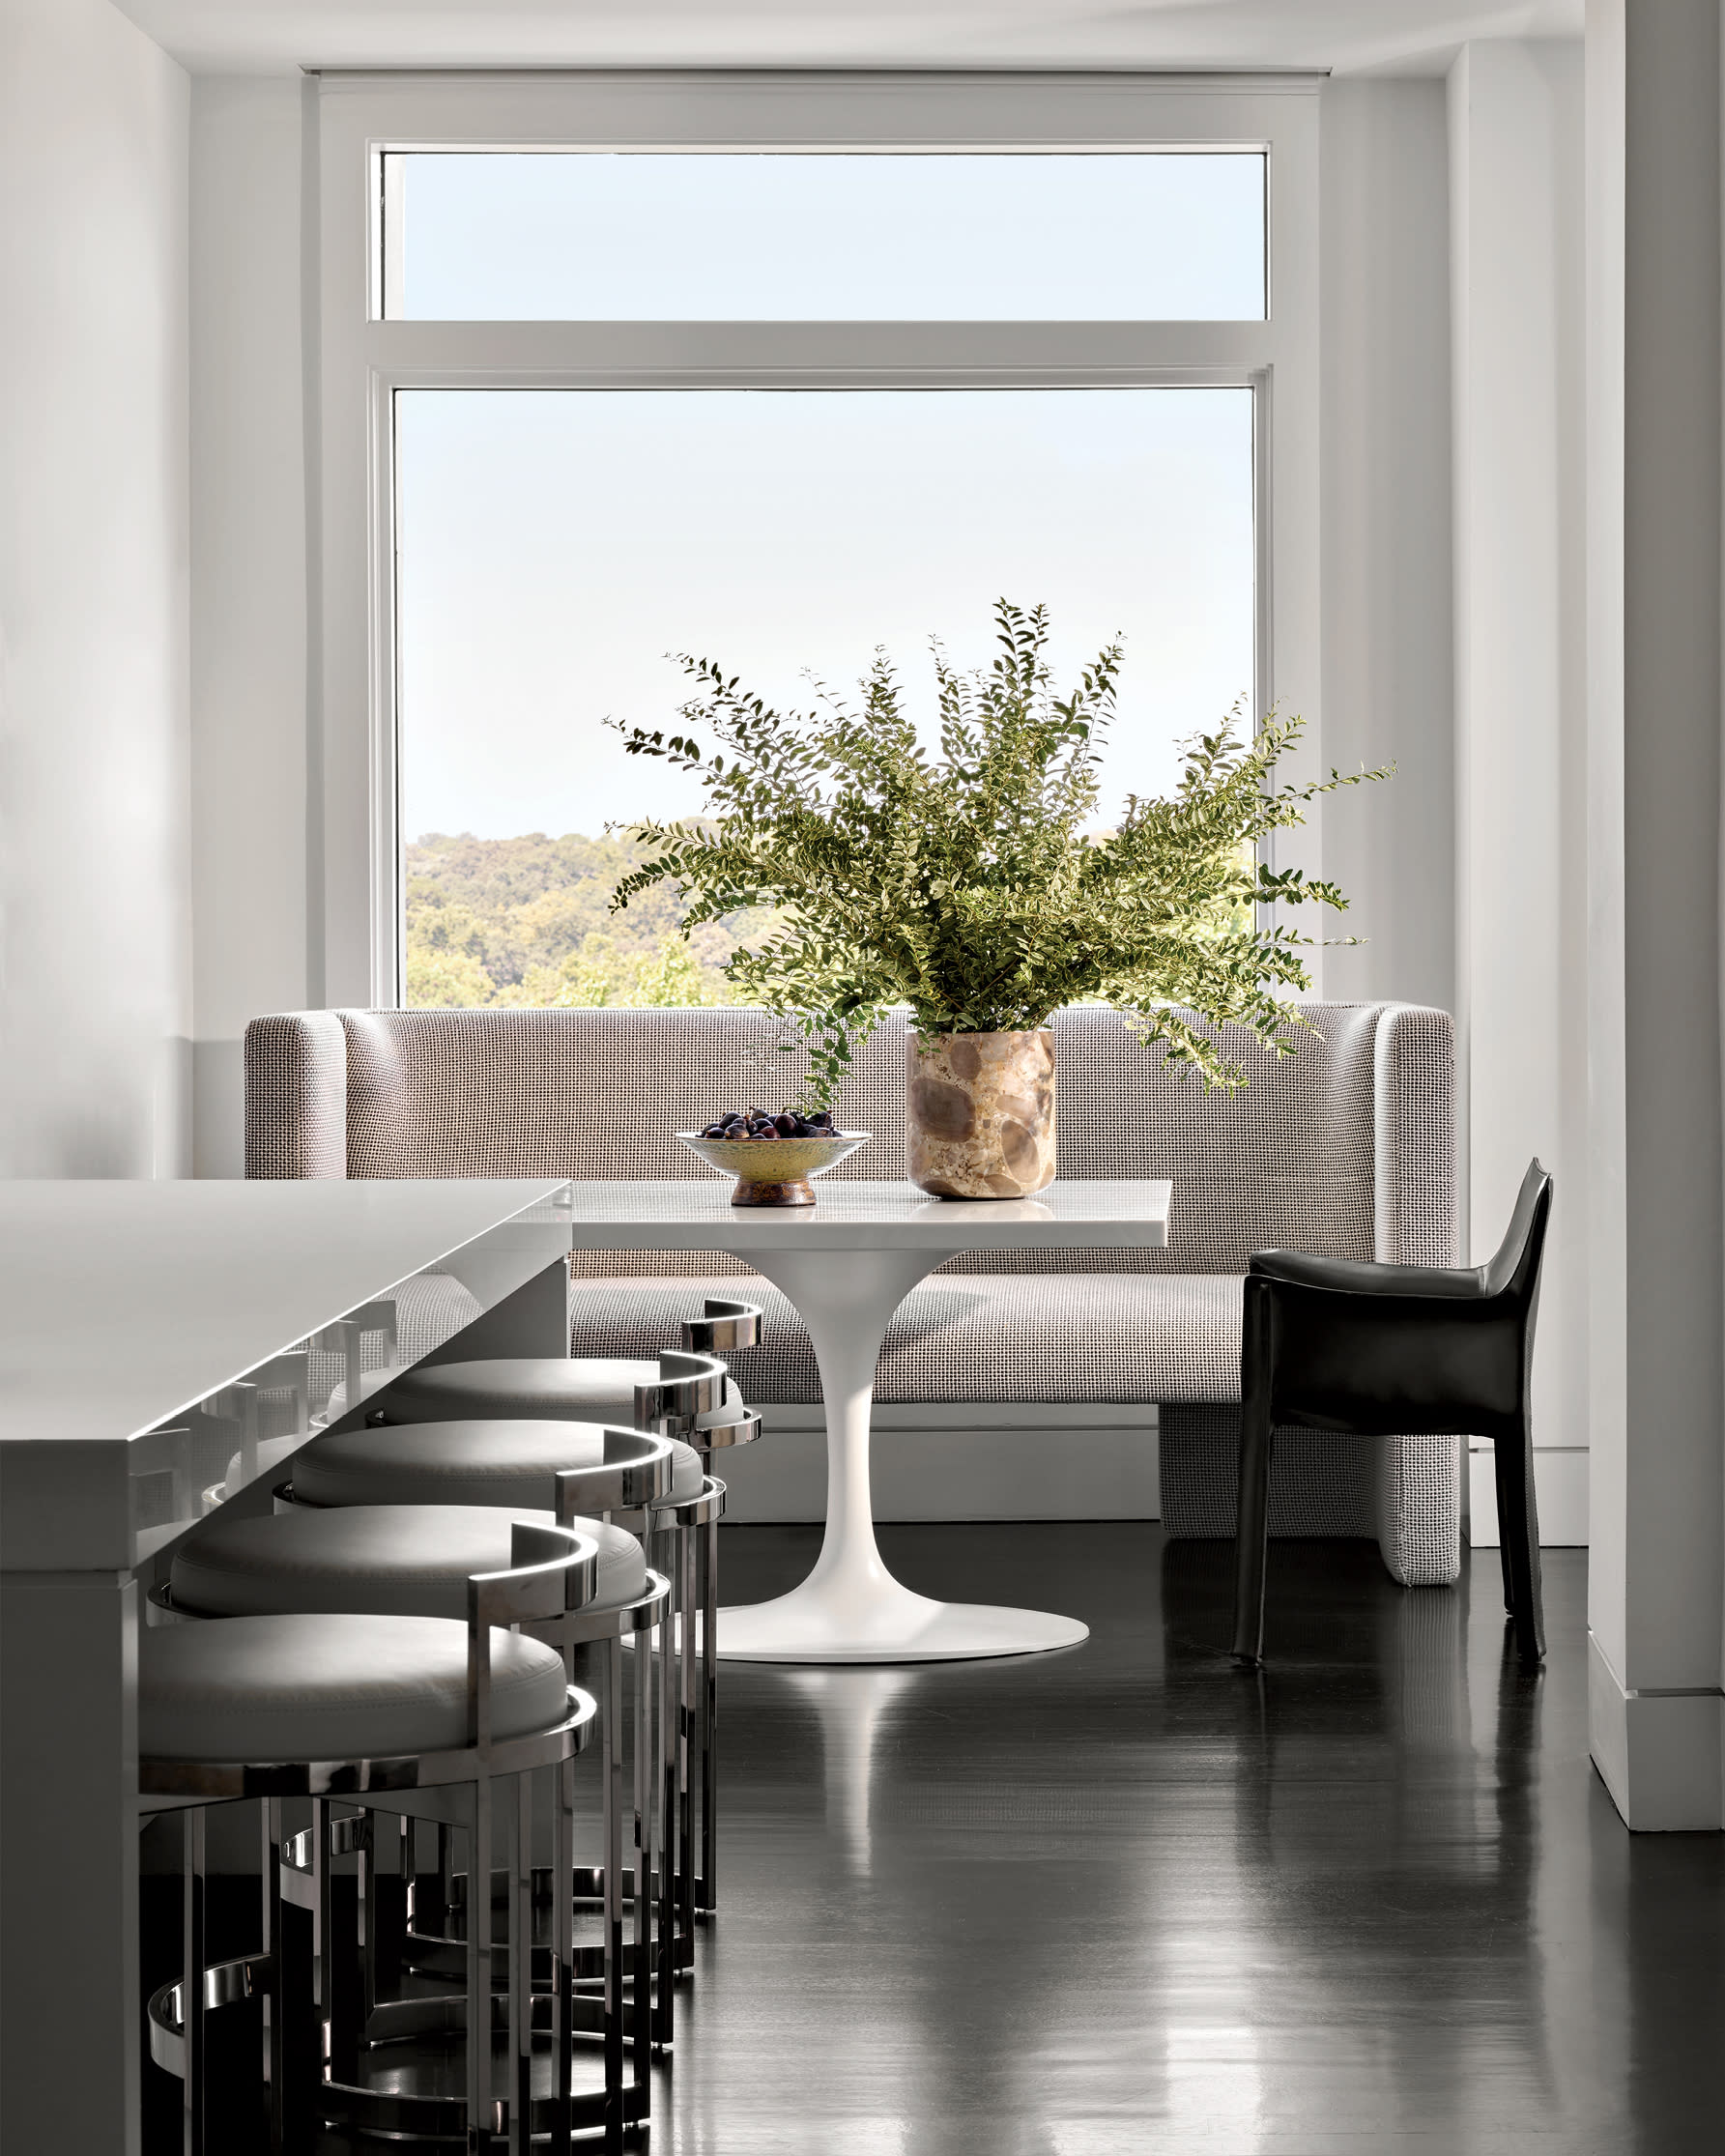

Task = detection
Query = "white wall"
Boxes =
[188,76,311,1175]
[0,0,192,1176]
[1584,0,1725,1831]
[1319,79,1456,1020]
[1448,39,1590,1548]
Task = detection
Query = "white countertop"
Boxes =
[567,1177,1172,1250]
[0,1179,568,1450]
[0,1180,569,1568]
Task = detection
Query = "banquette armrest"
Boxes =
[1371,1005,1456,1270]
[244,1013,348,1179]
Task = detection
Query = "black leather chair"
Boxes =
[1233,1158,1553,1669]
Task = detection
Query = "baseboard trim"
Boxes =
[1466,1444,1590,1547]
[719,1403,1160,1523]
[1588,1631,1724,1831]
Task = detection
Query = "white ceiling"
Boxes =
[114,0,1584,79]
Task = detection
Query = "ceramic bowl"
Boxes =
[677,1131,871,1206]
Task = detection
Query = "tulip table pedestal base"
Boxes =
[716,1579,1088,1664]
[714,1243,1087,1664]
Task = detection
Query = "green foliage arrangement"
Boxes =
[612,600,1387,1099]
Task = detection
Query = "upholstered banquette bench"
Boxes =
[244,1001,1459,1586]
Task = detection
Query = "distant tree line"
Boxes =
[403,830,772,1008]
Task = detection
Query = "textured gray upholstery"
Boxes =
[170,1505,645,1620]
[383,1355,755,1433]
[244,1001,1458,1582]
[138,1612,568,1761]
[294,1418,705,1510]
[244,1011,346,1178]
[562,1275,1243,1405]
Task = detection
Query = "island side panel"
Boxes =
[404,1255,572,1370]
[1,1567,140,2155]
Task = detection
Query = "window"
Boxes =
[313,73,1319,1008]
[383,151,1268,320]
[396,386,1254,1007]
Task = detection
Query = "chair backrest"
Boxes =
[1481,1159,1554,1307]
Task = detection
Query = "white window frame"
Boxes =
[314,69,1321,1008]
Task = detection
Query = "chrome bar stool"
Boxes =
[274,1421,693,2053]
[375,1307,764,1940]
[363,1338,753,2039]
[158,1467,671,2149]
[140,1526,595,2155]
[674,1299,763,1916]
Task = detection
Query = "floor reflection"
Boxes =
[782,1667,922,1877]
[1158,1540,1563,2147]
[661,1526,1723,2155]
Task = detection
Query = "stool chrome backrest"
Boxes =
[310,1299,399,1427]
[202,1350,311,1503]
[679,1298,762,1355]
[551,1427,676,1525]
[468,1519,601,1747]
[631,1348,729,1439]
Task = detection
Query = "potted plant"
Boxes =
[611,601,1383,1198]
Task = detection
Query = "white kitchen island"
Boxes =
[0,1178,571,2156]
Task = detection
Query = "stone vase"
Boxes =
[906,1029,1057,1198]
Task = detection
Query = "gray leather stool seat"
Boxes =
[379,1356,753,1437]
[139,1612,569,1762]
[169,1505,647,1622]
[293,1418,704,1509]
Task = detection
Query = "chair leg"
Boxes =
[465,1782,492,2147]
[183,1807,207,2156]
[261,1803,282,2156]
[699,1508,719,1914]
[1230,1279,1277,1666]
[552,1748,575,2153]
[1230,1383,1276,1667]
[1492,1412,1546,1663]
[601,1640,623,2155]
[654,1533,677,2053]
[678,1522,697,1964]
[264,1798,315,2154]
[507,1774,532,2156]
[631,1621,654,2121]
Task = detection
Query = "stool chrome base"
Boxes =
[149,1976,650,2141]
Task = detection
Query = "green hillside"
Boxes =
[404,830,769,1008]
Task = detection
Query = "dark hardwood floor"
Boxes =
[144,1526,1725,2154]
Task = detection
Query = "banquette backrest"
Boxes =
[244,1002,1453,1279]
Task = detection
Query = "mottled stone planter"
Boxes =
[906,1030,1056,1198]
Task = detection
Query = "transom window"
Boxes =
[382,150,1268,321]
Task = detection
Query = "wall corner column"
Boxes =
[1584,0,1725,1830]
